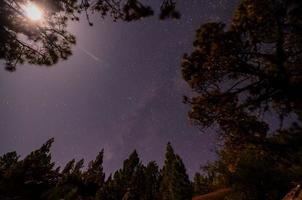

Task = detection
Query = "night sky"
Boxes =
[0,0,238,177]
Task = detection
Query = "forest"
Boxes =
[0,0,301,199]
[0,140,193,200]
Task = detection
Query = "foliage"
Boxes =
[82,150,105,197]
[0,0,180,71]
[182,0,302,141]
[159,142,192,200]
[0,140,191,200]
[184,1,302,198]
[0,138,57,200]
[192,172,211,195]
[1,0,77,70]
[192,124,302,199]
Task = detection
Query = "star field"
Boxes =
[0,0,238,177]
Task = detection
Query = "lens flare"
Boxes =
[23,3,43,21]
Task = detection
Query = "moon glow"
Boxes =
[23,3,43,21]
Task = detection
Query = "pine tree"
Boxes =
[120,150,144,200]
[0,138,57,199]
[144,161,160,200]
[96,175,119,200]
[99,150,145,200]
[192,172,212,195]
[46,158,85,200]
[181,0,302,147]
[0,0,179,70]
[83,150,105,198]
[0,151,20,199]
[0,140,195,200]
[159,143,192,200]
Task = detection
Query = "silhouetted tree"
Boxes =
[193,122,302,200]
[159,142,192,200]
[1,0,78,71]
[192,172,212,195]
[181,4,302,197]
[46,158,85,200]
[97,150,145,200]
[97,174,125,200]
[159,0,180,20]
[0,139,195,200]
[0,138,57,200]
[0,0,180,71]
[144,161,161,200]
[82,150,105,198]
[182,0,302,145]
[119,150,146,200]
[0,151,20,199]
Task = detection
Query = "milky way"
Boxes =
[0,0,238,177]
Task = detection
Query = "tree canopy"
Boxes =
[159,143,192,200]
[1,0,302,199]
[0,140,191,200]
[0,0,180,71]
[181,0,302,159]
[182,0,302,136]
[182,0,302,199]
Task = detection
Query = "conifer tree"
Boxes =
[46,158,85,200]
[182,0,302,149]
[0,138,57,199]
[160,143,192,200]
[0,151,19,199]
[180,0,302,198]
[0,0,179,70]
[144,161,161,200]
[96,175,120,200]
[192,172,212,195]
[0,140,196,200]
[120,150,144,200]
[83,150,105,198]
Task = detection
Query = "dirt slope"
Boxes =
[192,188,232,200]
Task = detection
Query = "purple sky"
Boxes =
[0,0,238,177]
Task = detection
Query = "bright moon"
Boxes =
[23,3,43,21]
